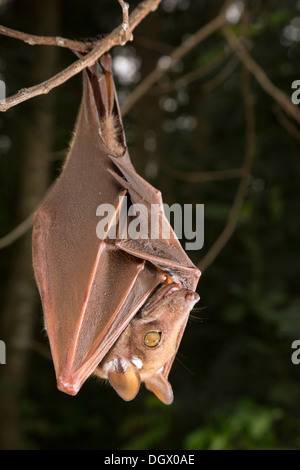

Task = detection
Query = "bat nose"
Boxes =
[185,291,200,302]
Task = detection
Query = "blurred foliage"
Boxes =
[183,400,283,450]
[184,399,284,450]
[0,0,300,450]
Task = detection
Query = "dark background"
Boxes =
[0,0,299,450]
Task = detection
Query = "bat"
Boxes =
[32,52,201,405]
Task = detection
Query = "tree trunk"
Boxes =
[0,0,60,449]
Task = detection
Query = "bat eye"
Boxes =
[144,331,161,348]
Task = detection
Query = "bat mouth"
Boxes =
[163,283,181,297]
[143,283,181,313]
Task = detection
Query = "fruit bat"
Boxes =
[32,52,201,405]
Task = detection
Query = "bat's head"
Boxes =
[95,283,199,404]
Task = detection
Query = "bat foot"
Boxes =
[77,33,109,45]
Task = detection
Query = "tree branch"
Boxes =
[164,167,246,183]
[0,0,162,112]
[152,46,233,94]
[272,104,300,144]
[121,1,233,115]
[199,62,256,272]
[223,27,300,126]
[199,12,257,273]
[0,183,55,250]
[0,24,93,52]
[202,54,239,93]
[118,0,133,44]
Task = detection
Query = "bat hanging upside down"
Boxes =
[32,52,201,405]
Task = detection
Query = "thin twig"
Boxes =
[118,0,133,44]
[153,47,233,94]
[0,213,34,250]
[29,340,52,360]
[134,35,174,54]
[0,183,55,250]
[0,24,93,52]
[0,0,162,112]
[0,24,173,55]
[121,1,234,115]
[199,12,257,273]
[202,54,239,93]
[272,104,300,144]
[199,64,256,272]
[223,27,300,126]
[165,167,246,183]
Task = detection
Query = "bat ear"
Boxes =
[144,373,174,405]
[108,359,141,401]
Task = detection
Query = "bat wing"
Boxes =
[108,168,200,291]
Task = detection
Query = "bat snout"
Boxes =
[185,291,200,303]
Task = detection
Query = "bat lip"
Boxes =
[163,283,181,297]
[143,283,181,314]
